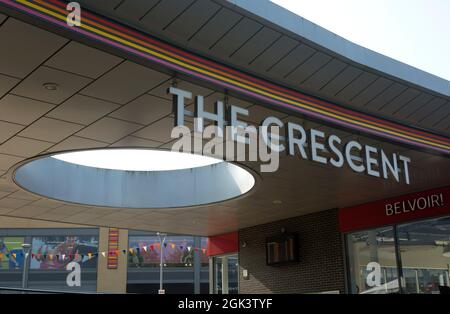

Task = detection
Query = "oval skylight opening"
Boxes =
[51,149,223,171]
[13,148,257,208]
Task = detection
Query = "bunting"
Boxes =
[0,242,208,261]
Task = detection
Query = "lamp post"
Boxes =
[21,243,31,293]
[157,232,166,294]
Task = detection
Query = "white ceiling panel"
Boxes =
[0,94,55,125]
[28,198,62,209]
[7,205,51,218]
[0,121,24,143]
[81,61,170,104]
[11,66,92,104]
[0,18,67,78]
[46,94,120,125]
[47,136,107,153]
[76,117,142,143]
[45,41,123,79]
[8,190,39,200]
[110,136,162,148]
[132,116,177,143]
[109,94,172,125]
[0,153,24,171]
[0,197,33,209]
[0,136,53,157]
[0,73,19,98]
[18,117,83,143]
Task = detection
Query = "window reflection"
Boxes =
[347,215,450,294]
[397,216,450,294]
[128,236,195,267]
[346,226,399,294]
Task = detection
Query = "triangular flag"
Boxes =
[194,248,199,252]
[164,243,167,248]
[62,254,66,260]
[202,248,206,254]
[187,246,192,251]
[12,253,16,258]
[150,245,154,251]
[142,246,147,252]
[171,243,175,249]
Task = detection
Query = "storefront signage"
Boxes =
[385,193,445,217]
[339,186,450,232]
[169,87,412,183]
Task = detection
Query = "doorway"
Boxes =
[211,254,239,294]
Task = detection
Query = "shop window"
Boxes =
[397,216,450,294]
[346,226,400,294]
[126,234,208,294]
[0,236,26,288]
[0,229,99,292]
[28,234,98,291]
[128,235,195,268]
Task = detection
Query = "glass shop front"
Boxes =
[341,186,450,294]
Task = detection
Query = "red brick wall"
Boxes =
[238,209,346,293]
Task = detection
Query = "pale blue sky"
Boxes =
[271,0,450,81]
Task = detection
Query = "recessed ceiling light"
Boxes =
[43,82,58,91]
[272,200,282,204]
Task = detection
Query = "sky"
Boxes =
[271,0,450,81]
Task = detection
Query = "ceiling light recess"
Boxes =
[13,148,256,209]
